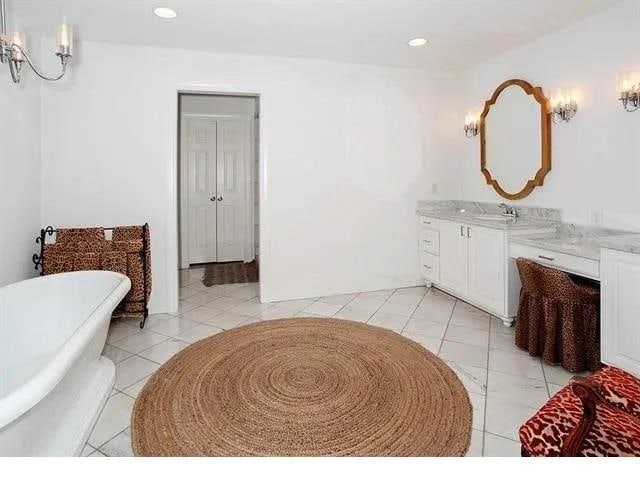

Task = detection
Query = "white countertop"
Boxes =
[508,234,601,260]
[415,200,640,259]
[509,233,640,260]
[416,208,557,231]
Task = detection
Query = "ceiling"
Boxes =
[8,0,621,71]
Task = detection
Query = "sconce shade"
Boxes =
[10,31,23,61]
[56,20,72,56]
[619,71,640,112]
[464,111,479,137]
[550,88,577,123]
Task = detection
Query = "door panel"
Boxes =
[467,225,505,314]
[601,249,640,376]
[216,119,248,262]
[438,220,468,295]
[187,118,217,264]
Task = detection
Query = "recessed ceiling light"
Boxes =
[153,7,177,19]
[408,38,428,47]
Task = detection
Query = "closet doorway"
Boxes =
[178,94,259,279]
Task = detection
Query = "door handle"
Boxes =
[460,225,464,237]
[217,196,223,201]
[210,196,216,201]
[467,227,471,238]
[538,255,555,262]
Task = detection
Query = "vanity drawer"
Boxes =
[419,252,439,283]
[419,216,439,230]
[419,229,440,255]
[510,243,600,280]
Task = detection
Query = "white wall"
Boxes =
[40,41,454,312]
[436,0,640,230]
[0,51,41,286]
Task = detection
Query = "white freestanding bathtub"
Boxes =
[0,271,131,456]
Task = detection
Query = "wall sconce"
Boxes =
[0,0,73,84]
[464,111,479,138]
[619,71,640,112]
[549,89,578,123]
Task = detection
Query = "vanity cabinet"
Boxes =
[467,225,506,314]
[420,217,509,321]
[601,248,640,377]
[419,214,556,324]
[439,220,505,313]
[439,221,469,295]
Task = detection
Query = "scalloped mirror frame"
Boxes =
[480,79,551,200]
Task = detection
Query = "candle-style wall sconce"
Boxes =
[549,89,578,124]
[464,111,480,138]
[619,71,640,112]
[0,0,73,84]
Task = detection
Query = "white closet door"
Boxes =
[187,118,218,264]
[216,119,249,262]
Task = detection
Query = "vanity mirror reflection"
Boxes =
[480,79,551,200]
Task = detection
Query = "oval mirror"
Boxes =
[480,79,551,200]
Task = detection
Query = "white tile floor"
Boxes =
[83,266,582,457]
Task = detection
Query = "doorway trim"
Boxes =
[179,112,255,269]
[168,83,267,313]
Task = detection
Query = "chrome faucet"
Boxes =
[498,203,518,218]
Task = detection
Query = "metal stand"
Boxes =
[32,226,54,275]
[33,224,151,329]
[140,223,150,329]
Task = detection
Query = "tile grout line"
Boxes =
[95,424,130,456]
[483,431,524,445]
[364,289,397,327]
[435,298,457,357]
[481,311,494,456]
[396,291,425,333]
[539,356,552,398]
[85,390,112,451]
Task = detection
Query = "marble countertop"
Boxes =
[415,200,640,258]
[510,233,640,260]
[596,234,640,256]
[509,234,602,260]
[415,207,557,231]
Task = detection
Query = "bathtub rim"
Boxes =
[0,271,131,429]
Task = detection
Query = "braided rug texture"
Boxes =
[131,318,472,456]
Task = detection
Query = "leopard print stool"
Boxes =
[515,258,601,372]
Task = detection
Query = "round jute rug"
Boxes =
[131,318,472,456]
